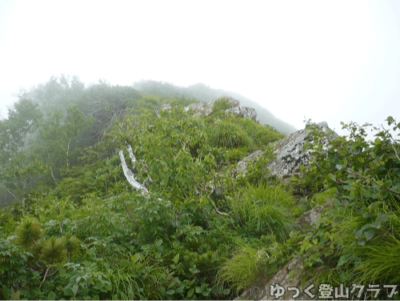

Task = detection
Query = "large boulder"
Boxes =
[184,102,213,117]
[233,122,337,178]
[268,122,337,178]
[236,259,308,300]
[225,106,257,121]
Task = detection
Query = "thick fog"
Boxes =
[1,0,400,137]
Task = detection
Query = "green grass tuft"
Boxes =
[209,121,253,149]
[232,184,296,240]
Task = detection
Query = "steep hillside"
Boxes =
[1,76,400,300]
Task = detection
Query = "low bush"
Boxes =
[209,121,253,149]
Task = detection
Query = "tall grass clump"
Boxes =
[209,121,253,149]
[232,184,296,240]
[234,118,285,149]
[354,235,400,284]
[217,243,270,294]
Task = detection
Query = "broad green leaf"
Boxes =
[358,239,366,246]
[172,253,180,264]
[63,287,74,297]
[131,253,143,263]
[376,213,390,224]
[337,255,348,267]
[72,284,79,296]
[364,228,377,241]
[94,281,103,290]
[355,229,363,238]
[187,288,194,298]
[328,173,336,182]
[47,291,56,300]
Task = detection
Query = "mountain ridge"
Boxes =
[132,80,297,134]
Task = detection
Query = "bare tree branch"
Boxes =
[119,147,148,194]
[390,139,400,161]
[49,166,57,185]
[346,168,400,195]
[126,143,137,166]
[0,180,17,199]
[39,266,51,289]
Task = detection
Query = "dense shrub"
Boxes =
[209,121,253,149]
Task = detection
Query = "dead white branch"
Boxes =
[126,143,137,166]
[119,148,148,194]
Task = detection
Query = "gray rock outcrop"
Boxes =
[160,103,172,111]
[268,122,337,178]
[233,255,316,301]
[298,205,325,228]
[233,122,337,179]
[235,150,264,174]
[225,106,257,121]
[184,97,257,121]
[184,102,213,117]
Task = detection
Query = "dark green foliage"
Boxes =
[41,237,67,263]
[15,218,43,248]
[287,117,400,291]
[0,237,38,299]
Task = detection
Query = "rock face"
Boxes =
[298,205,325,228]
[225,106,257,121]
[237,259,306,300]
[160,103,172,111]
[233,122,337,178]
[184,97,257,121]
[235,150,264,174]
[268,122,337,178]
[184,103,213,117]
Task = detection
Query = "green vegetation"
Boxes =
[133,80,297,134]
[209,121,252,149]
[212,98,234,112]
[232,184,297,240]
[0,75,399,300]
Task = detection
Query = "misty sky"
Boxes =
[1,0,400,137]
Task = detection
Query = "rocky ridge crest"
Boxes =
[183,97,258,121]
